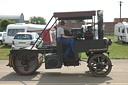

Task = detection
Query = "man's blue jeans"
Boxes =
[57,37,74,56]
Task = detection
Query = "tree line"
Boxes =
[0,16,46,32]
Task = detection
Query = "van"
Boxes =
[4,24,56,46]
[114,22,128,43]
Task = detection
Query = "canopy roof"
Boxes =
[53,10,96,20]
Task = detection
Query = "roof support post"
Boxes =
[93,16,95,37]
[37,19,58,47]
[31,16,54,49]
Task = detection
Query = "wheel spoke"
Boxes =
[92,60,97,64]
[95,69,102,74]
[94,69,98,73]
[101,58,105,62]
[103,62,109,66]
[92,64,97,68]
[97,57,100,63]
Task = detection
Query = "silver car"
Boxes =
[12,32,43,49]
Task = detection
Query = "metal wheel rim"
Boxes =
[88,54,112,77]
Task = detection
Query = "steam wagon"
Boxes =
[7,10,112,77]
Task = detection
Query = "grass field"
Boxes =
[0,36,128,60]
[81,36,128,59]
[0,45,11,60]
[105,36,128,59]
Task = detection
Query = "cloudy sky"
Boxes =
[0,0,128,22]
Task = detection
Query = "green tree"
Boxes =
[30,16,46,25]
[0,19,15,31]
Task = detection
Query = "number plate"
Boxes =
[19,42,26,44]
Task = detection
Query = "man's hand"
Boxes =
[62,34,75,38]
[70,36,76,38]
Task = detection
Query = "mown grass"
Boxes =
[105,36,128,59]
[0,45,11,60]
[81,36,128,59]
[0,36,128,59]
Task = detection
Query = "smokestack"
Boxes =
[97,10,104,39]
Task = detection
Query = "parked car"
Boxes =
[12,32,43,49]
[4,24,56,46]
[0,32,6,45]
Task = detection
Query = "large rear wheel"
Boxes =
[88,54,112,77]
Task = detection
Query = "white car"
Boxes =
[0,32,6,45]
[12,32,43,50]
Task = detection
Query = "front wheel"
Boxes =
[12,54,43,75]
[88,54,112,77]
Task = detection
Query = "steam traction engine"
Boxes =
[8,10,112,77]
